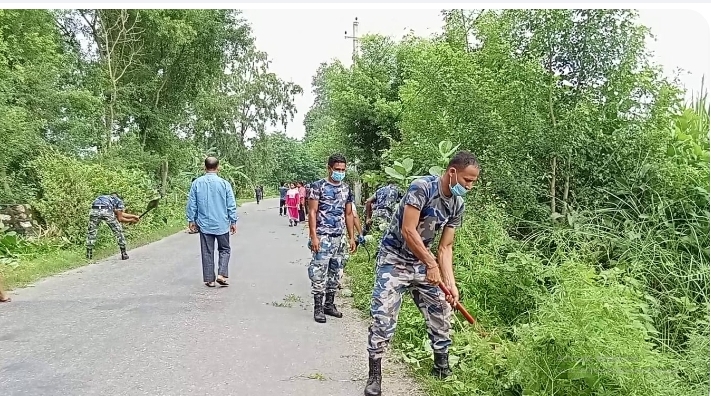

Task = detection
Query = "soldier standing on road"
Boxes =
[364,180,403,233]
[307,153,357,323]
[86,192,140,260]
[363,151,480,396]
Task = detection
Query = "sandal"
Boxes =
[216,278,229,287]
[0,296,11,303]
[205,282,216,287]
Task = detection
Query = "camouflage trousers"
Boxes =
[308,234,345,295]
[367,252,453,359]
[86,208,126,249]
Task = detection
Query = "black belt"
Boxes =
[92,205,110,210]
[318,233,342,238]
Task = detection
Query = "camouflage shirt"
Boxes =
[91,195,125,212]
[379,175,465,264]
[308,178,354,237]
[370,184,403,215]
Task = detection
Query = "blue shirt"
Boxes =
[308,178,354,236]
[370,184,403,213]
[379,175,464,264]
[92,195,125,211]
[186,173,238,235]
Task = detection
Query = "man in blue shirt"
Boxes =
[307,153,357,323]
[86,192,140,260]
[186,157,238,288]
[363,151,480,396]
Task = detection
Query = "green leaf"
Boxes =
[384,167,405,180]
[401,158,414,173]
[429,165,444,176]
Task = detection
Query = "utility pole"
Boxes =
[344,17,359,65]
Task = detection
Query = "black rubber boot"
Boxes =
[313,293,326,323]
[431,351,452,379]
[323,292,343,318]
[364,356,382,396]
[120,247,129,260]
[86,248,93,260]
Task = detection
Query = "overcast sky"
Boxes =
[239,8,710,140]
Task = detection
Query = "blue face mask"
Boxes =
[449,170,468,197]
[331,170,346,182]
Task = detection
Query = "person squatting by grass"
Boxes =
[364,180,403,234]
[307,153,357,323]
[363,150,481,396]
[86,192,140,260]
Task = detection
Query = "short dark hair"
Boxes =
[447,150,480,170]
[327,153,347,168]
[204,156,219,171]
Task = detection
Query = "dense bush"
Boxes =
[331,9,708,396]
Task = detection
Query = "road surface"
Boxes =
[0,198,422,396]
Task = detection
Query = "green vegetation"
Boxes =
[327,9,709,396]
[1,8,708,396]
[0,10,315,288]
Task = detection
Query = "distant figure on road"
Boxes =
[307,153,357,323]
[363,151,480,396]
[285,182,301,227]
[254,184,263,204]
[186,156,238,288]
[86,192,140,260]
[278,183,288,216]
[337,201,363,289]
[297,181,307,223]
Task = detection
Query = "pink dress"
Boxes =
[285,188,301,220]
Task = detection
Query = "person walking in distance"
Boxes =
[86,192,140,260]
[285,182,301,227]
[254,184,263,204]
[186,156,238,288]
[297,181,307,223]
[308,153,357,323]
[278,183,288,216]
[363,151,480,396]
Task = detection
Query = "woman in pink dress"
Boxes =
[285,182,301,227]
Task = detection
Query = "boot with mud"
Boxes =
[313,293,326,323]
[431,351,452,379]
[323,291,342,318]
[364,356,382,396]
[120,247,129,260]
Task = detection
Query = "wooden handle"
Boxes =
[438,283,476,324]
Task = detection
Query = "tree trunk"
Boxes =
[160,159,169,198]
[549,157,557,214]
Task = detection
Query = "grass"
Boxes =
[1,224,184,290]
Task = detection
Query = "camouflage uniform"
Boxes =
[337,202,359,285]
[307,179,353,295]
[86,195,127,249]
[368,184,403,231]
[367,175,465,359]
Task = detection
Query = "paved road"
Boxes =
[0,198,421,396]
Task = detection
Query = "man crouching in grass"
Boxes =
[363,151,480,396]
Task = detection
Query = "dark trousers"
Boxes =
[279,199,286,215]
[199,232,231,283]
